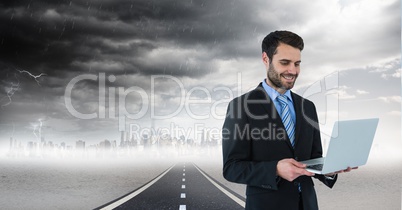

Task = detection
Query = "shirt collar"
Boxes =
[262,79,293,102]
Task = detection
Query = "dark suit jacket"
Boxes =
[222,83,337,210]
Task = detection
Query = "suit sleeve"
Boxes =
[222,98,280,190]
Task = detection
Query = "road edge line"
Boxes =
[96,164,175,210]
[193,163,246,208]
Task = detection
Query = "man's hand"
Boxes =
[277,158,315,182]
[325,167,358,176]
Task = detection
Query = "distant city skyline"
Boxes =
[6,128,220,160]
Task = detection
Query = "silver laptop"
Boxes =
[301,118,379,174]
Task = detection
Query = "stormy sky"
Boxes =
[0,0,400,155]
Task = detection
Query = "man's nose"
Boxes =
[288,64,297,74]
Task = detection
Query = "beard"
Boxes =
[267,63,298,91]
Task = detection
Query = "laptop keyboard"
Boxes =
[307,164,323,171]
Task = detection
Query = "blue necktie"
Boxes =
[277,95,295,147]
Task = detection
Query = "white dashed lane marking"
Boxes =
[180,163,187,210]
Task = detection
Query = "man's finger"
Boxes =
[295,168,314,176]
[290,159,306,168]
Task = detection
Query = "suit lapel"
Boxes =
[291,92,302,149]
[251,85,279,119]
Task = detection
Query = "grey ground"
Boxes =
[0,150,401,210]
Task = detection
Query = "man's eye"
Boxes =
[295,63,300,67]
[280,62,289,65]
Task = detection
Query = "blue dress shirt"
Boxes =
[262,79,296,124]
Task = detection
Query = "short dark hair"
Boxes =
[261,30,304,63]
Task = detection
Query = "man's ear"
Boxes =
[262,52,270,64]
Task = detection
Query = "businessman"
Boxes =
[222,30,354,210]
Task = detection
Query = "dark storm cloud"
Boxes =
[0,0,269,135]
[0,0,271,133]
[0,0,265,80]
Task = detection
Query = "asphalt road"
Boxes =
[96,162,245,210]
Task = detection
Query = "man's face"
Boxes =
[263,43,301,93]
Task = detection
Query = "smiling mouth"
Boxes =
[282,74,295,81]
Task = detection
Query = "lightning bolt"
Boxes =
[17,70,47,86]
[38,119,43,141]
[11,121,15,137]
[32,119,43,142]
[1,75,20,108]
[1,69,46,108]
[33,124,39,140]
